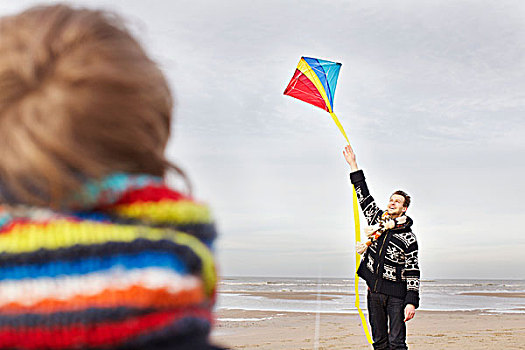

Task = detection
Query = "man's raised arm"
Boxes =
[343,145,383,226]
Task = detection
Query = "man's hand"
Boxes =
[364,224,380,238]
[384,220,395,230]
[404,304,415,322]
[343,145,359,171]
[356,241,368,255]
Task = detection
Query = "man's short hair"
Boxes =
[392,190,411,208]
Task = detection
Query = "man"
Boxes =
[343,144,420,350]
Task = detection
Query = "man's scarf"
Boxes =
[356,212,407,255]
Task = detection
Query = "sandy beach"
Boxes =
[212,309,525,349]
[212,290,525,350]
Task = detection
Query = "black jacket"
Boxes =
[350,170,420,308]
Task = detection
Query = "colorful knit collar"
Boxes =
[0,173,181,231]
[65,173,165,210]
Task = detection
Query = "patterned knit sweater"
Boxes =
[0,174,218,349]
[350,170,420,308]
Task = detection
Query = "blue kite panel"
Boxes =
[324,63,341,109]
[317,59,341,110]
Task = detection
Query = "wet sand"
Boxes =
[459,292,525,298]
[219,290,348,301]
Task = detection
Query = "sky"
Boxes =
[1,0,524,279]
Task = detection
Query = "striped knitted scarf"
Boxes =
[0,174,217,349]
[356,212,407,255]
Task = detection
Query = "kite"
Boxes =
[284,56,373,345]
[283,57,349,144]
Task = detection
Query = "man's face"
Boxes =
[387,194,407,217]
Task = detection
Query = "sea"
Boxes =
[217,277,525,319]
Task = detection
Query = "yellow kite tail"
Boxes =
[330,113,350,144]
[328,110,372,343]
[353,184,373,344]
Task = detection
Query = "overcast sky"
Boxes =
[2,0,524,279]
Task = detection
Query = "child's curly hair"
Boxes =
[0,4,176,207]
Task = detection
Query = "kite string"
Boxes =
[314,269,321,350]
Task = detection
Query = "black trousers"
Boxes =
[367,290,408,350]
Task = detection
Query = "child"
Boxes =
[0,4,222,349]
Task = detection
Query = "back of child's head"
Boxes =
[0,4,173,207]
